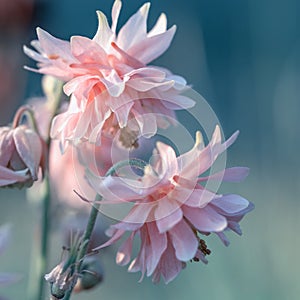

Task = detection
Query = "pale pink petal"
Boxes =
[160,94,195,110]
[0,129,14,166]
[113,101,134,128]
[72,104,93,142]
[152,235,183,284]
[36,27,73,61]
[70,36,107,64]
[111,0,122,33]
[168,220,198,261]
[171,186,217,208]
[93,11,114,51]
[116,232,135,266]
[146,222,167,276]
[86,172,146,202]
[0,166,28,186]
[112,202,154,231]
[198,167,250,183]
[210,194,250,215]
[148,13,167,37]
[182,205,227,232]
[63,75,99,97]
[23,45,48,63]
[100,69,125,97]
[132,111,157,138]
[117,3,150,50]
[154,197,183,233]
[13,128,42,180]
[156,142,178,179]
[128,25,176,64]
[93,229,125,251]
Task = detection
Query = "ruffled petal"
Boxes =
[70,35,107,64]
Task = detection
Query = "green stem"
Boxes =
[63,196,101,300]
[27,177,51,300]
[27,77,64,300]
[62,158,147,300]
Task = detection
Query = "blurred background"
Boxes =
[0,0,299,299]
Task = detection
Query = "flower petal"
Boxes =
[198,167,250,183]
[0,166,28,186]
[93,10,114,51]
[183,205,227,232]
[155,197,183,233]
[168,220,198,261]
[13,128,42,180]
[117,3,150,50]
[211,194,250,215]
[116,232,135,266]
[148,13,167,37]
[128,25,176,64]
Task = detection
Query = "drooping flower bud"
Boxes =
[74,256,104,293]
[0,106,46,188]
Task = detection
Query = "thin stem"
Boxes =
[63,196,101,300]
[39,178,51,299]
[27,77,64,300]
[27,177,51,300]
[62,158,147,299]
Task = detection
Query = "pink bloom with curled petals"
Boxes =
[24,0,195,149]
[0,120,46,188]
[86,126,254,283]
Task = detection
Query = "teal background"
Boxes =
[0,0,299,299]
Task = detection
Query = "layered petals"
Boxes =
[88,126,253,283]
[0,122,45,188]
[25,0,195,147]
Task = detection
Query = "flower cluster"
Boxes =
[0,0,253,296]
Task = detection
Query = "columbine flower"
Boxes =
[24,0,195,149]
[0,107,46,188]
[86,126,254,283]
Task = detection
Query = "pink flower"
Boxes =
[86,126,253,283]
[0,110,46,188]
[24,0,195,148]
[49,136,114,210]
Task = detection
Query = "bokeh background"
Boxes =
[0,0,299,299]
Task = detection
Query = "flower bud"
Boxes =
[74,256,104,293]
[0,107,46,188]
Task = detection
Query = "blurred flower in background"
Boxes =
[0,224,19,297]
